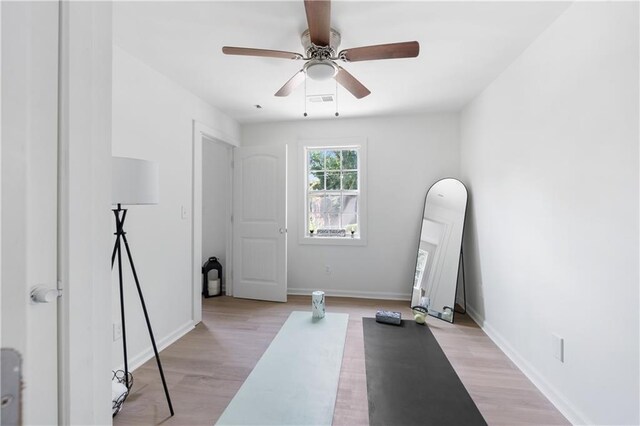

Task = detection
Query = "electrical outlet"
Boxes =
[552,333,564,362]
[113,323,122,342]
[324,265,332,274]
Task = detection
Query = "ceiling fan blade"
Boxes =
[275,70,306,97]
[304,0,331,46]
[334,67,370,99]
[222,46,303,60]
[339,41,420,62]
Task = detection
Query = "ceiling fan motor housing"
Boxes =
[301,28,341,58]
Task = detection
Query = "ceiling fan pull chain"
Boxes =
[335,80,339,117]
[304,75,308,117]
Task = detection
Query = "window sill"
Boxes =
[299,235,366,246]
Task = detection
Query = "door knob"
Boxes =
[30,286,61,303]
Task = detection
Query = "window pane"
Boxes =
[325,150,341,170]
[308,172,324,191]
[325,195,341,213]
[309,150,324,171]
[308,212,323,231]
[342,214,358,232]
[342,195,358,214]
[326,172,341,190]
[325,214,340,228]
[342,171,357,190]
[309,195,324,213]
[342,150,358,170]
[310,212,326,230]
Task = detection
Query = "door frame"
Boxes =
[56,1,113,424]
[191,121,238,323]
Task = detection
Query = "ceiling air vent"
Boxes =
[307,94,335,103]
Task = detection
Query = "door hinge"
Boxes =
[230,215,234,223]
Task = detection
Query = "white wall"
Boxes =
[202,138,231,292]
[459,2,639,424]
[111,45,240,369]
[242,114,460,299]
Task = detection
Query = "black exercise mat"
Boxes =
[363,318,487,426]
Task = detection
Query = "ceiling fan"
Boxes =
[222,0,420,99]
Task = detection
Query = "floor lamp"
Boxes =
[111,156,174,416]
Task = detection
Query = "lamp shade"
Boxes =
[112,156,159,205]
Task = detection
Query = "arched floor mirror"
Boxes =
[411,178,468,323]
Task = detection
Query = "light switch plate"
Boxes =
[113,323,122,341]
[552,333,564,362]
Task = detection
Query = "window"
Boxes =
[300,138,367,245]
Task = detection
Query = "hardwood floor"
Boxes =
[113,296,568,426]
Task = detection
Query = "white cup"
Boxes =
[312,291,325,319]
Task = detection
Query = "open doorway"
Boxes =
[191,121,238,324]
[201,138,232,296]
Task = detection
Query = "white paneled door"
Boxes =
[233,145,287,302]
[1,2,60,424]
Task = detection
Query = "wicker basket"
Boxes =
[112,370,133,417]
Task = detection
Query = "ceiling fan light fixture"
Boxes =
[305,60,338,81]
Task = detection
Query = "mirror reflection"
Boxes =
[411,178,468,323]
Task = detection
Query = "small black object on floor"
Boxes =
[375,310,402,325]
[363,318,487,426]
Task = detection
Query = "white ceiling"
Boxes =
[113,1,570,123]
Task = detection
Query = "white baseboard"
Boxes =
[288,287,411,301]
[115,320,195,372]
[466,304,589,426]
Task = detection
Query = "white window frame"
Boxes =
[298,137,367,246]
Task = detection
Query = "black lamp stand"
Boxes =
[111,204,174,416]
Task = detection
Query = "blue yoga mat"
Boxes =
[216,311,349,426]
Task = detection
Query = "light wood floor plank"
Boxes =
[113,296,568,426]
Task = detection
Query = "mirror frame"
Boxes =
[411,177,468,323]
